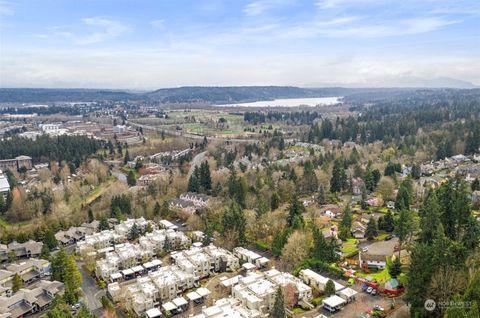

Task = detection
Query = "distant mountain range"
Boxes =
[0,85,478,104]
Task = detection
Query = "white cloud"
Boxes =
[150,19,165,29]
[75,17,130,45]
[316,0,379,9]
[1,47,479,89]
[0,0,14,15]
[243,0,294,16]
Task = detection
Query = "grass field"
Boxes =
[341,238,359,254]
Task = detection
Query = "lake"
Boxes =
[218,96,342,108]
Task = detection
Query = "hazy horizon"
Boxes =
[1,0,479,89]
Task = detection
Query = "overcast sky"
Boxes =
[1,0,479,89]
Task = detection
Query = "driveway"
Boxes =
[78,262,105,313]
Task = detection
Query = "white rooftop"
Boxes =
[323,295,346,308]
[186,291,201,301]
[162,302,177,311]
[172,296,188,307]
[196,287,211,297]
[146,308,162,318]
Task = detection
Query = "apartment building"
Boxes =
[191,297,263,318]
[299,269,345,293]
[229,269,312,313]
[0,241,43,263]
[233,247,269,268]
[0,280,64,318]
[110,265,196,315]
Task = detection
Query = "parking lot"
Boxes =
[309,280,405,318]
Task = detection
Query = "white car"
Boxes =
[362,246,369,252]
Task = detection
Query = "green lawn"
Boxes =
[341,238,359,254]
[357,268,391,283]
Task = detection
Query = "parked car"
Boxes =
[371,289,378,296]
[373,305,384,311]
[362,246,369,252]
[366,287,373,294]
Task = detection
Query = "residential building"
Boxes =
[0,156,32,172]
[0,280,64,318]
[179,192,210,208]
[191,297,262,318]
[299,269,345,293]
[233,247,269,268]
[0,241,43,263]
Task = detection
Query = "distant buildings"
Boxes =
[0,174,9,198]
[0,156,33,172]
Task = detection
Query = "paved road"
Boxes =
[188,151,207,177]
[78,262,105,313]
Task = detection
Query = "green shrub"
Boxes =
[255,240,269,251]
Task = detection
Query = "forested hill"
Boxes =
[0,135,104,166]
[0,86,360,103]
[146,86,356,103]
[0,88,139,103]
[2,86,478,104]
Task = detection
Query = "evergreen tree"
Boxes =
[188,167,200,192]
[63,255,82,304]
[98,216,109,231]
[463,272,480,313]
[366,217,378,240]
[222,202,247,246]
[419,191,442,244]
[153,201,161,216]
[199,161,212,192]
[388,257,402,278]
[76,305,95,318]
[87,208,94,223]
[395,181,411,211]
[43,229,58,251]
[472,178,480,191]
[12,273,23,293]
[311,227,338,263]
[287,193,304,229]
[339,205,352,240]
[325,279,336,296]
[271,287,286,318]
[40,244,50,259]
[411,163,421,179]
[318,184,326,205]
[124,150,130,165]
[301,161,318,193]
[129,223,140,240]
[271,192,280,210]
[378,210,394,232]
[330,158,347,193]
[256,197,269,217]
[126,170,136,187]
[227,169,247,208]
[405,243,436,317]
[160,201,170,217]
[394,209,414,252]
[46,298,74,318]
[272,230,289,257]
[462,216,479,251]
